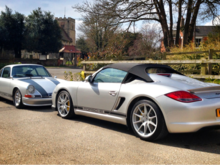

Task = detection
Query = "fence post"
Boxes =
[208,49,213,74]
[83,62,86,71]
[200,58,207,75]
[163,52,167,60]
[82,62,86,77]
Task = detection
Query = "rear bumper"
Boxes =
[156,95,220,133]
[22,97,52,106]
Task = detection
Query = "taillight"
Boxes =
[157,74,171,77]
[165,91,202,103]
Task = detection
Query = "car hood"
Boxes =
[16,77,60,96]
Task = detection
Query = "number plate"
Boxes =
[216,109,220,117]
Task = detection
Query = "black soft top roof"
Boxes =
[103,63,181,82]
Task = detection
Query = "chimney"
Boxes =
[180,16,185,28]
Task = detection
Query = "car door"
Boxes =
[0,67,13,99]
[77,68,127,112]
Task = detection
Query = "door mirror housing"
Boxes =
[85,75,92,83]
[54,76,57,79]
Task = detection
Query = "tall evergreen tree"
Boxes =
[25,8,62,55]
[0,6,25,58]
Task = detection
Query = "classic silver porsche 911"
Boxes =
[0,64,61,108]
[52,63,220,141]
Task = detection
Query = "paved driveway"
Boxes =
[46,67,82,79]
[0,97,220,164]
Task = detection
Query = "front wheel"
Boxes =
[57,90,75,119]
[14,89,24,109]
[130,100,168,141]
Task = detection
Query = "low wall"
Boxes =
[0,59,58,66]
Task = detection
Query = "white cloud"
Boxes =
[204,20,213,26]
[0,0,87,40]
[75,19,84,39]
[0,6,4,12]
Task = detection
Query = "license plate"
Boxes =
[216,109,220,117]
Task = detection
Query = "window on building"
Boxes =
[195,38,202,47]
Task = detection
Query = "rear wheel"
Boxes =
[57,90,75,119]
[14,89,24,109]
[130,100,168,141]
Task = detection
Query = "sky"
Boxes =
[0,0,86,38]
[0,0,218,39]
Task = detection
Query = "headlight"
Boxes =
[27,85,35,94]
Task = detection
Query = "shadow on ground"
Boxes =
[66,115,220,155]
[0,97,53,112]
[1,96,220,154]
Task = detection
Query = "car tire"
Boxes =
[14,89,24,109]
[57,90,75,119]
[130,100,168,141]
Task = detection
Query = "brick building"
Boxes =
[161,17,214,52]
[55,17,81,66]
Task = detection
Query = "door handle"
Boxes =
[109,91,117,96]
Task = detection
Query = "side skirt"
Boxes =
[0,92,13,101]
[74,109,127,125]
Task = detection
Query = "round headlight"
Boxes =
[27,85,35,94]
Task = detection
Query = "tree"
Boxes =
[76,36,90,58]
[25,8,62,55]
[206,25,220,42]
[0,6,25,58]
[74,0,220,50]
[182,0,220,45]
[75,3,120,53]
[128,24,161,57]
[175,0,183,47]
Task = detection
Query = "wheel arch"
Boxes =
[126,96,166,129]
[12,87,20,97]
[55,88,75,108]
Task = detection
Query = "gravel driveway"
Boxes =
[0,97,220,164]
[46,67,82,79]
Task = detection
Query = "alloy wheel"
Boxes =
[57,91,71,117]
[132,103,158,138]
[15,90,21,107]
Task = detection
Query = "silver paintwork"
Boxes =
[52,67,220,133]
[74,109,127,125]
[0,64,61,106]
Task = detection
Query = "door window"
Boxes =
[94,68,127,83]
[2,67,11,78]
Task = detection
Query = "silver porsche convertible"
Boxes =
[0,64,61,108]
[52,63,220,141]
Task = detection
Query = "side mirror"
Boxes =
[85,75,92,83]
[54,76,57,79]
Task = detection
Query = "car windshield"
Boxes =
[12,65,51,78]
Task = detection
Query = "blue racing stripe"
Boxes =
[46,77,60,85]
[18,79,48,97]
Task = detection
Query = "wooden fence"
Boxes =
[81,49,220,79]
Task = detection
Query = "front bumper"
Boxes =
[22,97,52,106]
[156,95,220,133]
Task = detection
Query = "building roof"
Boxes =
[59,45,81,53]
[195,26,215,36]
[172,26,215,38]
